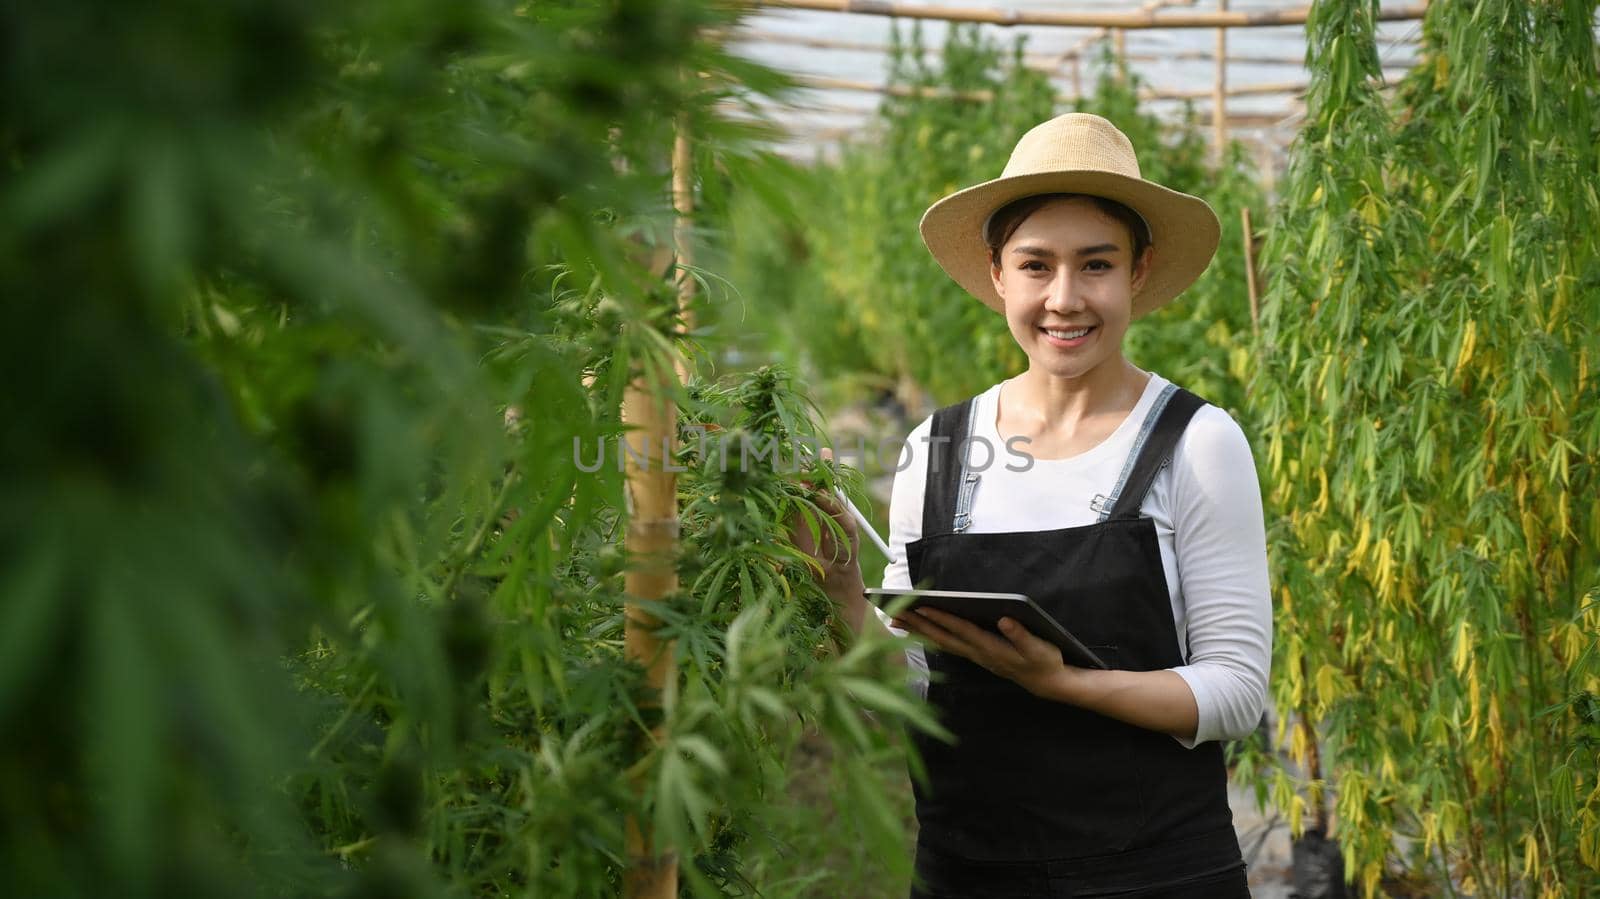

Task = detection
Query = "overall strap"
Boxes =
[1100,385,1207,521]
[920,397,979,537]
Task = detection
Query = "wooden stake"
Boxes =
[755,0,1427,29]
[622,375,679,899]
[1212,0,1227,165]
[671,116,695,381]
[621,119,694,899]
[1241,206,1260,334]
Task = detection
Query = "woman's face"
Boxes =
[988,197,1153,383]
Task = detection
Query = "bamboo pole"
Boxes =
[671,117,695,376]
[620,119,694,899]
[1212,0,1228,165]
[621,377,679,899]
[1189,110,1299,128]
[766,120,1270,147]
[754,0,1427,29]
[723,29,1417,68]
[796,73,1000,102]
[726,97,1304,130]
[795,73,1317,103]
[752,123,1291,164]
[729,29,1064,64]
[1241,206,1260,335]
[1146,80,1309,99]
[1051,0,1197,71]
[1145,49,1414,66]
[1113,29,1127,83]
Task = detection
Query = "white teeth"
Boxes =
[1044,327,1091,340]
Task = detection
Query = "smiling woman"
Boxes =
[794,113,1271,898]
[989,197,1151,395]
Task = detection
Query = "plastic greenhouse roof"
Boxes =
[726,0,1428,161]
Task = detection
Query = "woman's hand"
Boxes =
[895,608,1202,739]
[788,488,860,589]
[787,448,865,602]
[892,608,1087,702]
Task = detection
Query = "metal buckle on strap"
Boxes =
[1097,382,1179,522]
[947,398,983,534]
[952,472,979,532]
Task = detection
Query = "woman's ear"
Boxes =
[988,251,1006,300]
[1129,245,1155,295]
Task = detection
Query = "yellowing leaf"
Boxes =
[1454,318,1478,381]
[1315,663,1343,710]
[1362,860,1381,898]
[1453,621,1473,676]
[1465,664,1482,741]
[1373,538,1395,603]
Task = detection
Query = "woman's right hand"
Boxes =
[787,449,864,598]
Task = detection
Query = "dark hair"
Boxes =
[983,193,1152,268]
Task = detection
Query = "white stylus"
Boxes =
[834,487,896,561]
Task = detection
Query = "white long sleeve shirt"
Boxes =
[874,371,1272,748]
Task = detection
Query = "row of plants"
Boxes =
[1,1,930,896]
[1248,0,1600,894]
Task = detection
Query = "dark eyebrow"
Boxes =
[1009,243,1121,259]
[1008,245,1055,259]
[1072,243,1121,257]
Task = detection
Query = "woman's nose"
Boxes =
[1044,274,1084,312]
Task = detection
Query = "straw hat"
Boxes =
[919,113,1220,319]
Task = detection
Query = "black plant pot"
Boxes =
[1290,828,1346,899]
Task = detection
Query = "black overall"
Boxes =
[905,384,1249,898]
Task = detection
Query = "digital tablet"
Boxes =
[865,588,1109,670]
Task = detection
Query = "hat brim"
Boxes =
[919,171,1221,319]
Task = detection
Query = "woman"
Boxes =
[797,113,1272,897]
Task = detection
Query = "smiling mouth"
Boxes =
[1041,326,1094,341]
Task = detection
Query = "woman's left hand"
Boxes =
[893,608,1087,702]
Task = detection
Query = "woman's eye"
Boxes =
[1020,261,1047,272]
[1085,259,1112,272]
